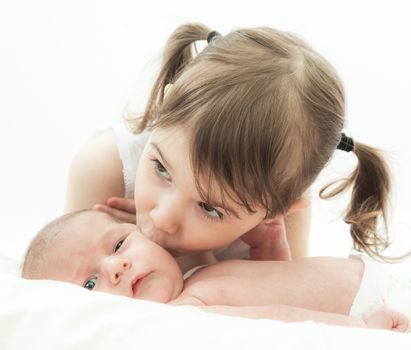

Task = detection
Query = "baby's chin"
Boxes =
[135,289,175,304]
[135,278,183,304]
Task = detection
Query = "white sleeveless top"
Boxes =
[111,123,150,199]
[112,122,249,260]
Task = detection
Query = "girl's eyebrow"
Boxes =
[150,142,174,173]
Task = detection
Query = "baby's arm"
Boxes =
[180,257,363,315]
[170,296,362,327]
[170,297,405,331]
[363,307,409,332]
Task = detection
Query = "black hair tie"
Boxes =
[207,31,221,43]
[337,133,354,152]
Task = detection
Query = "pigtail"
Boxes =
[320,142,393,260]
[134,23,210,132]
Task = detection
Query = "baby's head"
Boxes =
[22,210,184,303]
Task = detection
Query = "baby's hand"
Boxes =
[363,307,409,332]
[93,197,136,224]
[240,217,291,261]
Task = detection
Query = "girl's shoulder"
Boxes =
[64,127,126,212]
[72,127,121,171]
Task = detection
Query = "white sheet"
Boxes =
[1,255,410,350]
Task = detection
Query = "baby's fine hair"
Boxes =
[129,23,391,259]
[21,210,97,279]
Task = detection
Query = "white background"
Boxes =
[0,0,410,267]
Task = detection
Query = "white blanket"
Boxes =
[1,255,410,350]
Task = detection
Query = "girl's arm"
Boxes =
[64,129,125,213]
[284,203,311,259]
[241,199,311,261]
[240,217,291,261]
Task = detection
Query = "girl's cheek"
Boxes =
[135,168,154,201]
[134,192,149,212]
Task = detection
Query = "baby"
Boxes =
[22,210,411,332]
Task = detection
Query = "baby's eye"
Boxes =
[115,239,125,253]
[199,202,223,219]
[84,277,97,291]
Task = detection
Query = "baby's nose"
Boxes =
[104,257,132,284]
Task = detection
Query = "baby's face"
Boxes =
[43,211,184,303]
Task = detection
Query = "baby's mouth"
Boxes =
[131,273,148,297]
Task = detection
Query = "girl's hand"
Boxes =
[93,197,136,224]
[363,307,409,332]
[240,217,291,261]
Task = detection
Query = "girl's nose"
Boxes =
[103,257,132,284]
[149,193,183,235]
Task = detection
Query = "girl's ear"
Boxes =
[261,197,310,224]
[287,197,310,214]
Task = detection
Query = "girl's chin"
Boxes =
[167,248,187,257]
[167,246,212,257]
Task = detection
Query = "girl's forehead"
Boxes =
[149,128,195,179]
[151,127,188,149]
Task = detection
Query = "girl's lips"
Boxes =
[131,273,148,297]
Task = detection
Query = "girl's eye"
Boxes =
[153,159,171,180]
[115,239,125,253]
[199,202,223,220]
[84,277,97,291]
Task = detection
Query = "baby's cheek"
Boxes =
[138,278,174,304]
[98,283,129,298]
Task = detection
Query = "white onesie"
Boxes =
[349,254,411,331]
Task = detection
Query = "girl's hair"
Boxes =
[128,23,392,259]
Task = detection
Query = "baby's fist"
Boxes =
[363,307,409,332]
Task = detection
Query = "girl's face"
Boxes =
[134,127,267,255]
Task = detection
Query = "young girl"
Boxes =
[64,23,391,268]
